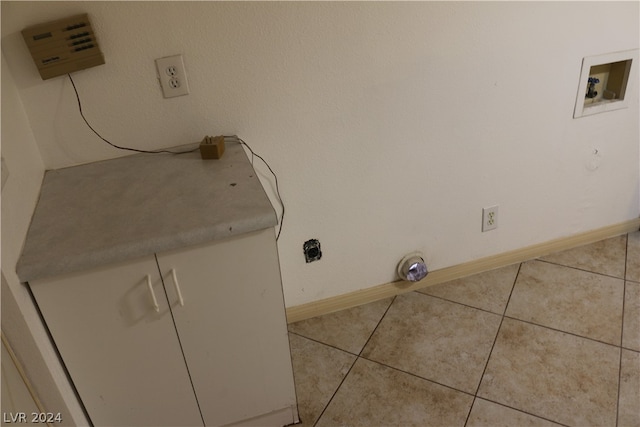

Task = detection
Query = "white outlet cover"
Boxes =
[155,54,190,98]
[482,205,498,232]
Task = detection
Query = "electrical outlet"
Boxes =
[155,54,189,98]
[482,205,498,232]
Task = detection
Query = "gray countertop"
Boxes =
[16,138,278,283]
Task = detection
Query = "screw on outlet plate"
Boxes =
[303,239,322,263]
[482,205,498,232]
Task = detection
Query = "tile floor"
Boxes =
[287,231,640,427]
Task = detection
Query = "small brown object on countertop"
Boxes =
[199,135,225,159]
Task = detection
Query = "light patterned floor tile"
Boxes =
[506,260,624,345]
[627,231,640,282]
[288,333,356,427]
[287,233,636,427]
[288,298,393,354]
[538,235,626,278]
[362,292,501,394]
[315,358,473,427]
[466,398,563,427]
[478,318,620,426]
[623,281,640,351]
[618,349,640,427]
[418,264,519,314]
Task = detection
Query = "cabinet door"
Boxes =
[158,228,297,426]
[30,257,203,427]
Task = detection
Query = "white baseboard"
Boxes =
[286,219,640,324]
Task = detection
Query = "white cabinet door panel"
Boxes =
[30,257,202,427]
[158,229,297,426]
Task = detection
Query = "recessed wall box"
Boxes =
[303,239,322,263]
[574,49,638,118]
[21,13,105,80]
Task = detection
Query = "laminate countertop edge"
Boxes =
[16,139,278,283]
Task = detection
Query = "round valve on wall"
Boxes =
[397,252,428,282]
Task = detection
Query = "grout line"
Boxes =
[538,258,625,279]
[616,283,625,427]
[357,353,476,397]
[287,331,360,357]
[344,346,581,427]
[474,396,572,427]
[616,233,629,427]
[306,297,397,427]
[502,315,622,349]
[624,233,629,284]
[416,291,505,318]
[465,399,478,427]
[311,356,358,427]
[287,295,398,359]
[536,258,626,281]
[464,262,522,427]
[285,330,358,426]
[358,296,396,357]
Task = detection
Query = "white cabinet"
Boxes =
[30,256,202,426]
[30,228,298,427]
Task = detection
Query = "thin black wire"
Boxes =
[67,74,284,239]
[227,136,285,241]
[67,74,198,155]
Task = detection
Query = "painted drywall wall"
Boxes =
[2,2,638,308]
[1,53,89,425]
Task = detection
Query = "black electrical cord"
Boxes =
[227,135,285,241]
[68,74,198,155]
[67,74,285,240]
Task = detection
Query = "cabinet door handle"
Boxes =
[171,269,185,307]
[146,274,160,312]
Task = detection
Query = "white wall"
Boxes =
[2,1,638,308]
[1,51,88,424]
